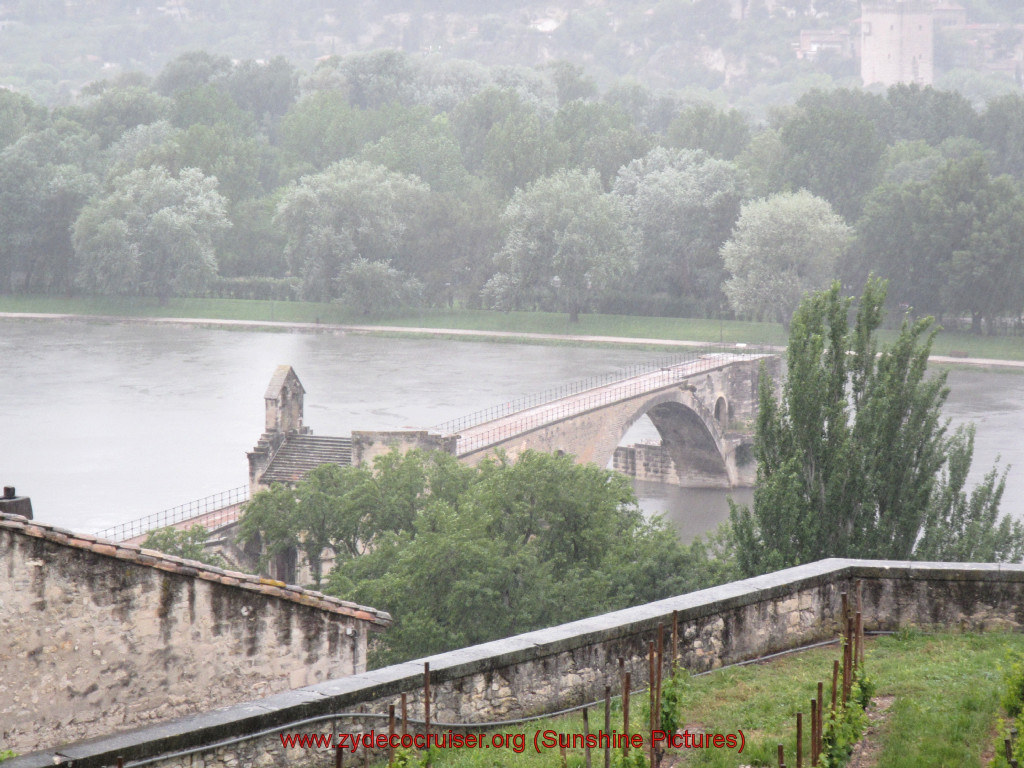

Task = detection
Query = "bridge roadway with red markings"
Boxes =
[452,351,770,457]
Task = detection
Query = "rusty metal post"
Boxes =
[604,685,612,768]
[583,705,592,768]
[831,660,839,715]
[810,699,818,767]
[656,623,664,731]
[336,744,343,768]
[672,610,679,668]
[796,712,803,768]
[854,612,863,672]
[778,743,786,768]
[843,631,852,706]
[648,641,656,736]
[856,580,863,668]
[424,662,431,743]
[623,672,631,757]
[840,592,849,641]
[389,704,396,766]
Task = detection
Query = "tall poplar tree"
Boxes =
[730,279,1024,577]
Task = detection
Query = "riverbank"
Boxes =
[3,299,1023,368]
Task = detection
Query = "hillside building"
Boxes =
[861,1,935,86]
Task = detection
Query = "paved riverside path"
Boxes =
[2,311,1022,368]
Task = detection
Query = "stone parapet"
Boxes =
[9,558,1024,768]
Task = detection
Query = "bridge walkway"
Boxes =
[454,352,768,457]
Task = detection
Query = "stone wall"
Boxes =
[11,558,1024,768]
[351,431,458,467]
[0,514,390,755]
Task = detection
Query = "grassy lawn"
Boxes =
[400,632,1019,768]
[0,294,1022,361]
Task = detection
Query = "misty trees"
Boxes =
[486,168,634,321]
[721,190,851,325]
[729,280,1024,577]
[274,159,429,302]
[773,89,888,221]
[73,166,229,299]
[855,153,1024,331]
[0,122,100,292]
[614,147,746,313]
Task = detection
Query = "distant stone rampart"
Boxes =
[9,558,1024,768]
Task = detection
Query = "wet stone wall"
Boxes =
[10,560,1024,768]
[0,520,388,755]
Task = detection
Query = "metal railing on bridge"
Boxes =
[432,344,767,437]
[455,347,771,456]
[94,485,250,542]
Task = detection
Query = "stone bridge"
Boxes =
[353,349,780,488]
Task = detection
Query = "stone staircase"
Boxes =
[260,435,353,484]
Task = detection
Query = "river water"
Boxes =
[1,318,1021,542]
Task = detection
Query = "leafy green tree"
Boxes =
[887,83,977,146]
[773,89,889,220]
[614,147,746,311]
[170,82,256,134]
[153,50,232,97]
[855,152,1024,330]
[322,449,724,666]
[667,102,751,160]
[358,116,470,193]
[975,93,1024,179]
[337,50,416,109]
[722,190,850,325]
[149,122,279,202]
[221,57,298,123]
[451,87,554,189]
[273,159,430,301]
[336,258,423,316]
[0,123,100,292]
[142,525,228,568]
[73,165,229,299]
[0,89,46,151]
[278,91,378,171]
[729,279,1024,577]
[60,85,171,147]
[545,60,597,106]
[552,100,650,187]
[481,105,557,196]
[487,168,635,321]
[240,455,472,588]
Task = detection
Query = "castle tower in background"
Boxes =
[861,1,935,86]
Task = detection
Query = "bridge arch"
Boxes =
[596,387,735,488]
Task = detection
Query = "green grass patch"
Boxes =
[1,295,1022,361]
[388,632,1021,768]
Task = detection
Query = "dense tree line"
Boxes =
[2,51,1024,332]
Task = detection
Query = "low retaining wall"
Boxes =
[10,559,1024,768]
